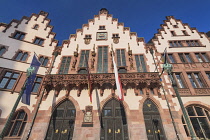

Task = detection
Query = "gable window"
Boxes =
[178,53,193,63]
[59,56,71,74]
[13,31,25,40]
[182,30,188,36]
[0,46,6,56]
[186,40,200,46]
[112,34,119,38]
[99,25,105,30]
[195,53,209,62]
[33,24,39,30]
[0,71,19,89]
[170,31,176,36]
[169,73,186,88]
[34,37,44,46]
[135,54,147,72]
[31,77,42,93]
[39,56,49,66]
[187,73,205,88]
[6,110,27,137]
[85,35,91,38]
[169,41,182,47]
[116,49,126,67]
[183,105,210,139]
[14,51,28,62]
[97,46,108,73]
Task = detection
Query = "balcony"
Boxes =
[43,72,161,95]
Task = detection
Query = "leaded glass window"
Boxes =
[79,50,90,67]
[116,49,126,67]
[59,56,71,74]
[6,110,27,137]
[187,73,205,88]
[31,77,42,93]
[97,46,108,73]
[183,105,210,139]
[135,54,147,72]
[0,71,19,89]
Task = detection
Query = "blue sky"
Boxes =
[1,0,210,44]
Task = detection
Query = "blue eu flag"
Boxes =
[22,55,41,105]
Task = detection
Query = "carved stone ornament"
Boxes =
[112,37,120,44]
[84,37,91,45]
[82,106,93,127]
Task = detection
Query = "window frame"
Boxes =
[187,72,206,88]
[169,73,186,88]
[6,110,27,137]
[134,54,147,72]
[0,71,20,90]
[13,31,26,41]
[31,76,43,93]
[178,53,193,63]
[183,105,210,139]
[58,56,72,74]
[169,41,183,47]
[33,37,44,46]
[0,46,7,57]
[97,46,108,73]
[13,50,29,62]
[195,53,209,63]
[99,25,106,30]
[39,56,49,67]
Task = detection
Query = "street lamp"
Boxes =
[163,63,197,140]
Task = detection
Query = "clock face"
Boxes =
[97,32,107,40]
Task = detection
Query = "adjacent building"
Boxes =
[0,9,210,140]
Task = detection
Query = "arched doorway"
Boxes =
[143,99,166,140]
[45,99,76,140]
[100,98,129,140]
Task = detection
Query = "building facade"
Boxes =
[0,9,210,140]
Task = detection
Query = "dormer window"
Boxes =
[99,25,105,30]
[33,24,39,30]
[85,35,92,39]
[112,34,119,38]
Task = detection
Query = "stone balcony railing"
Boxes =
[178,88,210,96]
[43,72,161,94]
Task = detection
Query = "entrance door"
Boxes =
[100,98,129,140]
[45,100,76,140]
[143,99,166,140]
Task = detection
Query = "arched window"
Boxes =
[6,110,27,137]
[183,105,210,139]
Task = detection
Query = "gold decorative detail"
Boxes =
[148,130,151,133]
[115,129,120,133]
[108,129,111,133]
[55,129,59,133]
[147,104,151,107]
[61,129,67,134]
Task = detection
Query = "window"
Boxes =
[169,73,186,88]
[195,53,209,62]
[150,88,154,94]
[97,46,108,73]
[112,34,119,38]
[173,25,178,28]
[0,46,6,56]
[135,54,147,72]
[186,40,200,47]
[170,31,176,36]
[79,50,90,68]
[187,73,205,88]
[178,53,193,63]
[206,72,210,80]
[169,41,182,47]
[13,31,25,40]
[6,110,27,137]
[34,37,44,45]
[116,49,126,67]
[33,24,39,30]
[182,30,188,36]
[99,25,105,30]
[85,35,91,38]
[31,77,42,93]
[0,71,19,89]
[59,56,71,74]
[167,54,176,63]
[183,105,210,139]
[14,51,28,62]
[39,56,49,66]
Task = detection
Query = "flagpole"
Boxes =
[0,77,29,139]
[149,48,180,140]
[26,51,59,140]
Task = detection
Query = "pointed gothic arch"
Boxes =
[45,99,76,140]
[143,99,166,140]
[100,98,129,140]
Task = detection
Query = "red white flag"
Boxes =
[112,51,124,100]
